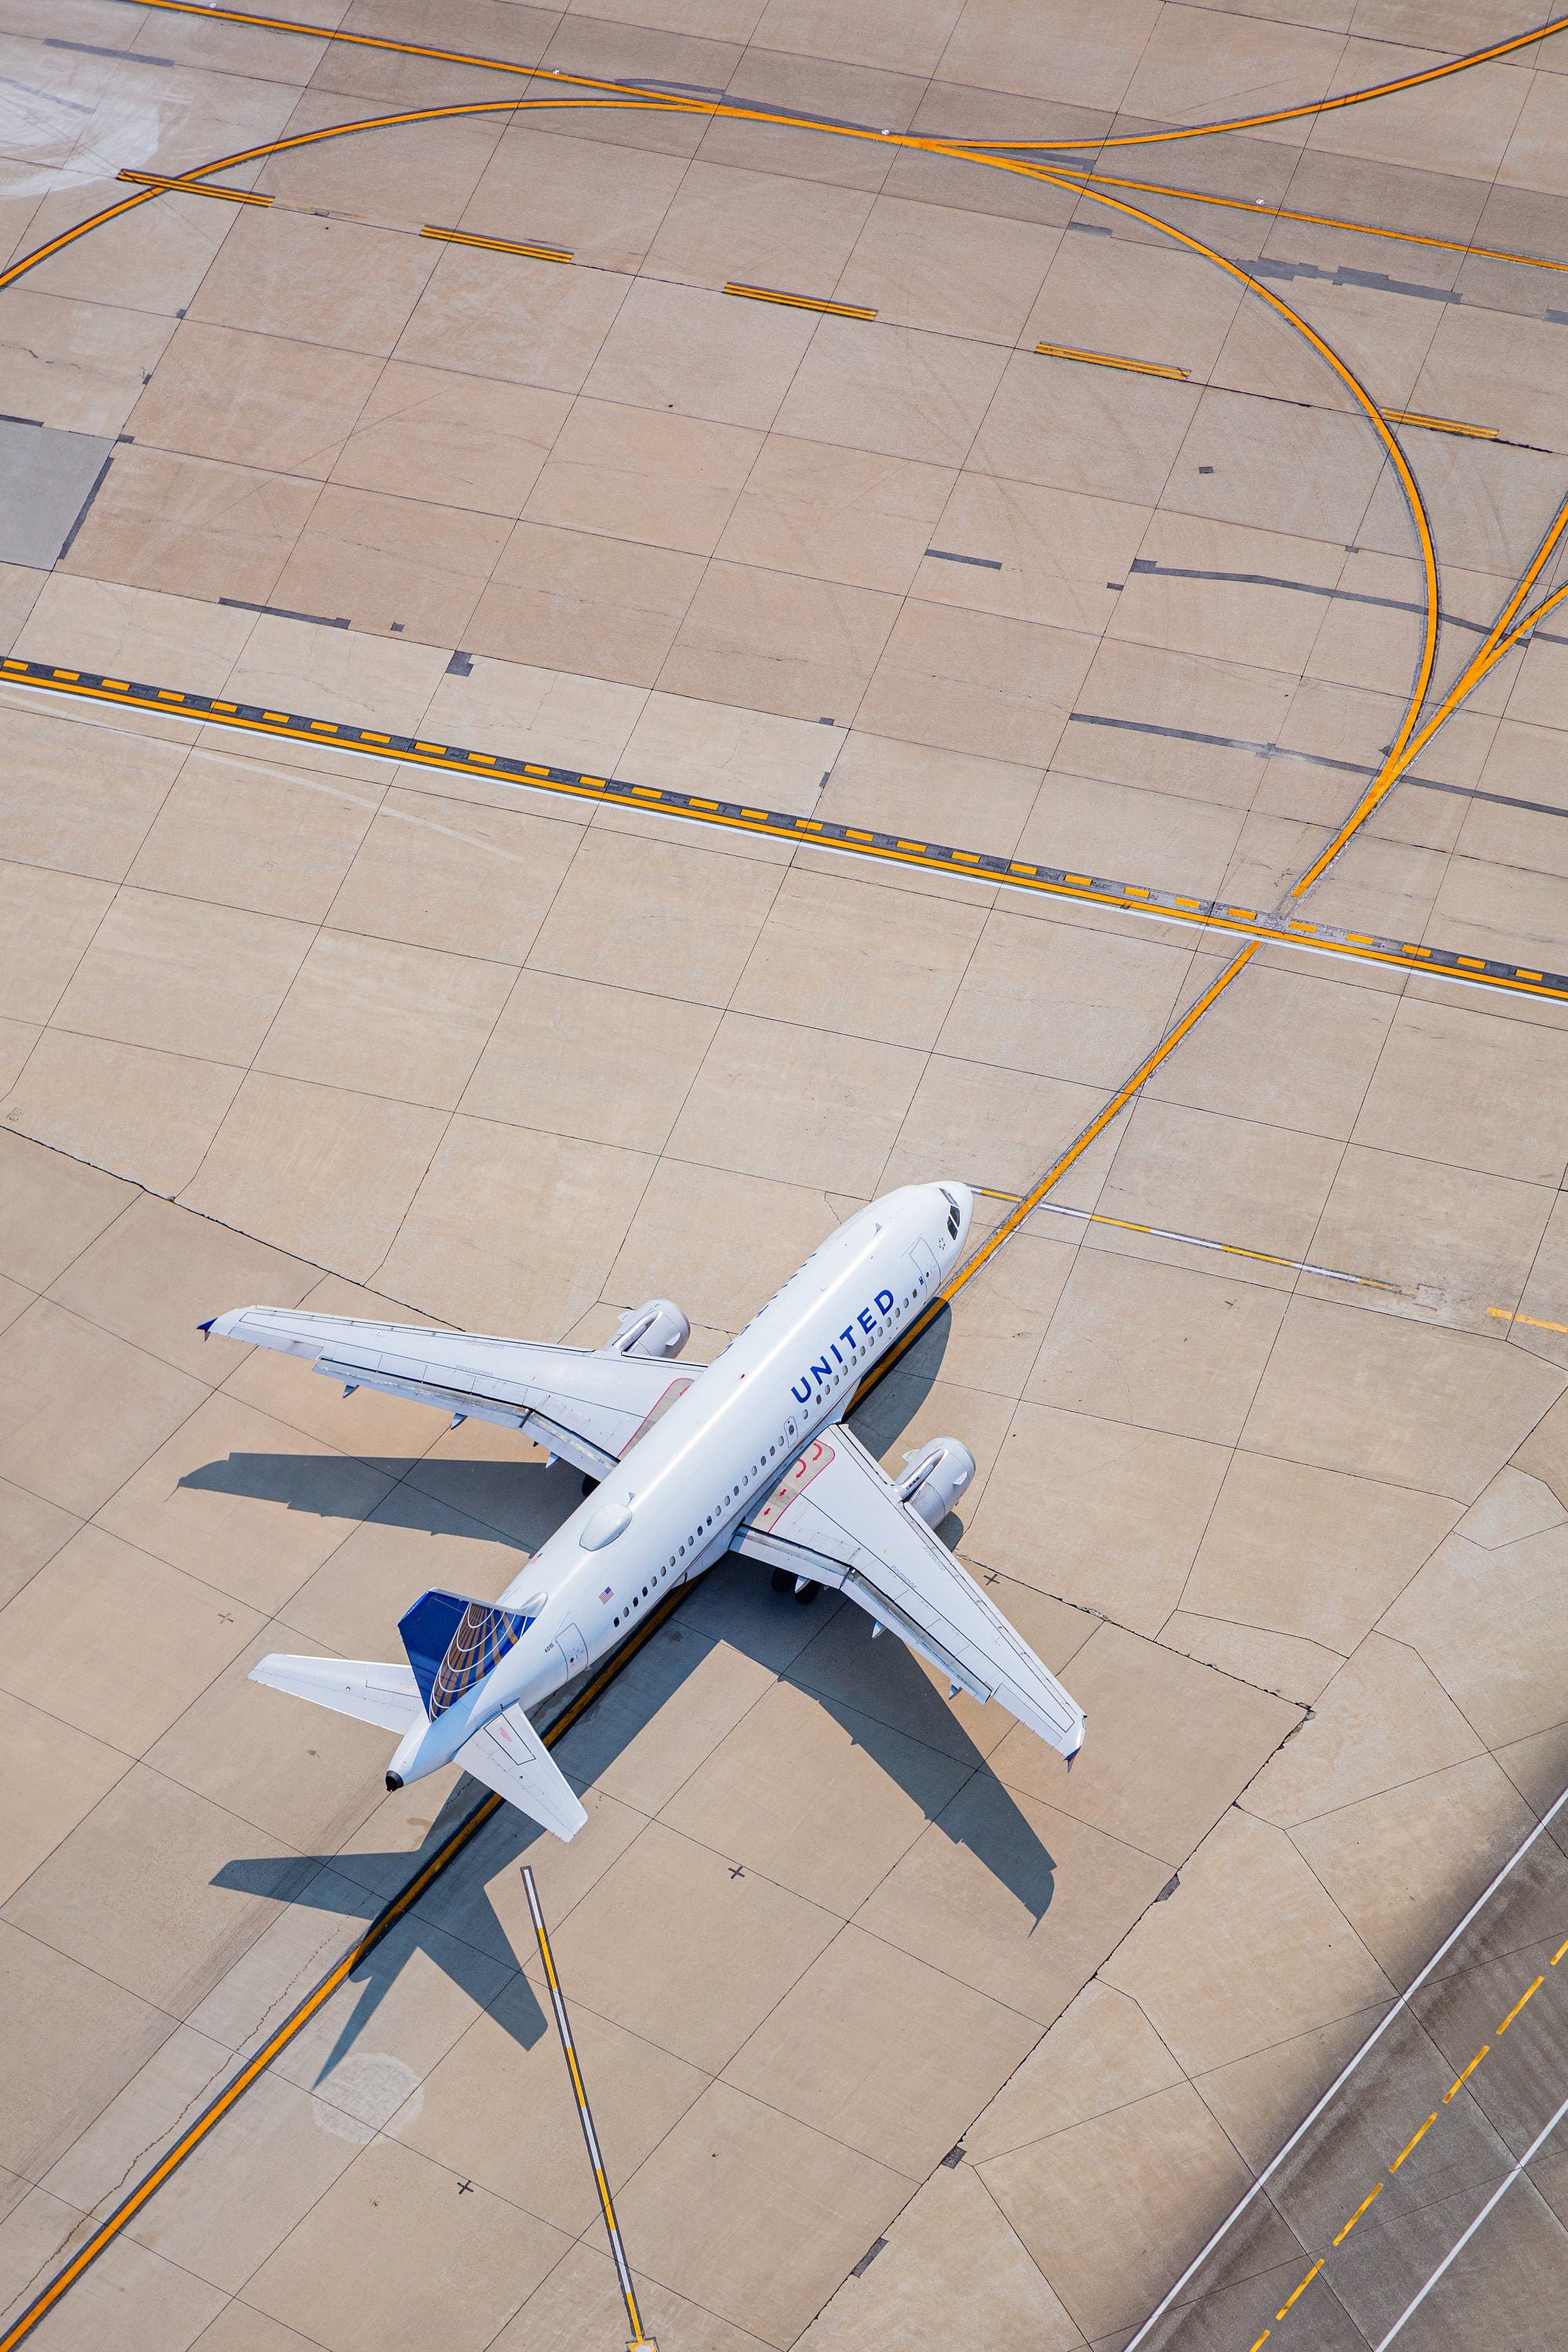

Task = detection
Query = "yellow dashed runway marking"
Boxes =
[4,657,1563,1010]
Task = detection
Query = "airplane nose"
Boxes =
[942,1181,974,1237]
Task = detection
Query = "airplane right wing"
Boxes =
[206,1305,699,1481]
[455,1704,589,1842]
[733,1430,1084,1761]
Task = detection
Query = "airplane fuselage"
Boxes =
[388,1181,972,1780]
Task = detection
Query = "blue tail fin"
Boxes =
[398,1589,534,1719]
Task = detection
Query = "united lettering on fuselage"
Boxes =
[791,1290,895,1403]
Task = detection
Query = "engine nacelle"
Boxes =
[895,1438,975,1530]
[602,1298,689,1362]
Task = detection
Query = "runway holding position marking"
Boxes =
[4,661,1563,1009]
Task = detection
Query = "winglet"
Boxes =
[198,1318,214,1336]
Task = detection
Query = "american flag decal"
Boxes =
[599,1587,614,1605]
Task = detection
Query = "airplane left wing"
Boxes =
[206,1305,699,1480]
[734,1431,1085,1762]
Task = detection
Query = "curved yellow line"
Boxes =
[1,85,1442,898]
[2,87,1442,825]
[0,187,161,292]
[957,12,1568,152]
[111,0,1568,162]
[1295,490,1568,887]
[0,97,666,294]
[0,53,1538,2350]
[935,147,1441,788]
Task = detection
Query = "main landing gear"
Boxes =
[771,1567,822,1604]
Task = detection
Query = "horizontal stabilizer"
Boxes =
[249,1654,422,1736]
[456,1704,588,1842]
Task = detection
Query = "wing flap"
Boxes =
[249,1653,423,1736]
[209,1306,698,1472]
[455,1704,588,1842]
[740,1527,991,1703]
[735,1430,1084,1759]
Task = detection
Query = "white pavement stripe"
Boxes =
[1371,2083,1568,2350]
[1123,1776,1568,2350]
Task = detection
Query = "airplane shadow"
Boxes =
[180,1449,587,1554]
[707,1563,1062,1929]
[206,1323,1060,2082]
[215,1782,558,2080]
[218,1572,1056,2088]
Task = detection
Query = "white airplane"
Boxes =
[206,1182,1084,1842]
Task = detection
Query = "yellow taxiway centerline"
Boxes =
[0,1576,695,2352]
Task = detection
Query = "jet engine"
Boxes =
[602,1298,689,1361]
[894,1438,975,1530]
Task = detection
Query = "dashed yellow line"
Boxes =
[1498,1976,1545,2033]
[10,658,1559,1007]
[1333,2181,1382,2245]
[1276,2259,1323,2318]
[724,281,876,318]
[1391,2112,1437,2171]
[2,30,1563,2352]
[1247,1939,1568,2346]
[116,168,271,205]
[971,1185,1403,1292]
[1490,1307,1568,1336]
[1382,407,1499,441]
[1035,339,1189,379]
[1443,2045,1489,2103]
[422,223,571,263]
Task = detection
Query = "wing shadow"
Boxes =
[179,1449,590,1553]
[757,1576,1059,1926]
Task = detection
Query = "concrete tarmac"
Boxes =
[4,4,1568,2349]
[1138,1804,1568,2352]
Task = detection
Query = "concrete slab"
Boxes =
[0,421,113,572]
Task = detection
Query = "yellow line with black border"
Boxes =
[4,655,1563,1009]
[0,1570,697,2352]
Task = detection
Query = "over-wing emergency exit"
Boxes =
[206,1182,1084,1841]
